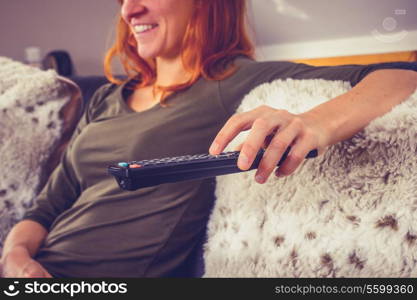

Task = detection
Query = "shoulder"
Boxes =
[218,57,298,115]
[226,56,300,80]
[220,57,303,97]
[88,82,119,108]
[86,82,123,120]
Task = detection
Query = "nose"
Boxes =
[121,0,146,23]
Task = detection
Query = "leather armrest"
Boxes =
[38,77,83,191]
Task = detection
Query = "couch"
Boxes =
[2,57,416,277]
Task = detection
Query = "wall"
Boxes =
[1,0,416,76]
[0,0,119,76]
[250,0,417,61]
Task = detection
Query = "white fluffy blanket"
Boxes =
[0,57,78,252]
[204,78,417,277]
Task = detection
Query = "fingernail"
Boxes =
[255,174,264,183]
[238,153,249,168]
[275,170,284,177]
[209,142,219,154]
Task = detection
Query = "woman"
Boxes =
[1,0,416,278]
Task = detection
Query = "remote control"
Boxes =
[108,147,318,191]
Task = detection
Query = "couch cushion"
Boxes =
[0,57,81,252]
[204,78,417,277]
[68,76,110,106]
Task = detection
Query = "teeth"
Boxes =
[133,24,157,34]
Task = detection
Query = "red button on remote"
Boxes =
[129,164,142,168]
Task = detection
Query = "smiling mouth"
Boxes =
[133,24,159,34]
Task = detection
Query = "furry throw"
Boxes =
[0,57,78,253]
[204,78,417,277]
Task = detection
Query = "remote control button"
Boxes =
[118,162,129,168]
[129,164,142,168]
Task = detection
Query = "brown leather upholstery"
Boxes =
[38,77,83,192]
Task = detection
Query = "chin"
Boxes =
[136,46,158,60]
[138,52,156,60]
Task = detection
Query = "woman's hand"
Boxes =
[209,105,331,183]
[1,246,52,278]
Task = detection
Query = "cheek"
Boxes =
[158,0,192,21]
[156,0,177,11]
[160,2,193,33]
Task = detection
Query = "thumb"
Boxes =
[43,269,53,278]
[21,261,47,278]
[23,269,45,278]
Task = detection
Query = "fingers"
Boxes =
[21,261,43,278]
[209,108,293,171]
[236,111,292,173]
[274,135,317,177]
[209,106,325,184]
[21,260,52,278]
[237,117,277,170]
[254,122,300,183]
[43,269,53,278]
[209,106,275,155]
[209,113,253,155]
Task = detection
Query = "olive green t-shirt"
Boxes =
[22,56,417,277]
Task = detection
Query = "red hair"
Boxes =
[104,0,254,106]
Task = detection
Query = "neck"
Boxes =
[154,54,190,87]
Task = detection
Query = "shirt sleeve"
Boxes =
[219,58,417,115]
[22,83,115,230]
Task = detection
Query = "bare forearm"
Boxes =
[304,69,417,146]
[1,220,48,260]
